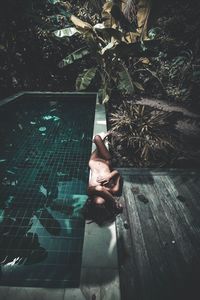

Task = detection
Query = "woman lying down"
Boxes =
[83,133,123,225]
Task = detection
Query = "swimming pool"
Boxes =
[0,93,96,287]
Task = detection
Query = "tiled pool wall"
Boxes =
[0,92,96,287]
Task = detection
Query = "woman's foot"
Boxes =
[92,131,112,143]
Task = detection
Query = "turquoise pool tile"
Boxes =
[0,95,95,287]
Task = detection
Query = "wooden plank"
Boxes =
[116,194,142,300]
[168,174,200,250]
[154,175,196,263]
[170,173,200,209]
[157,175,200,297]
[132,175,176,300]
[130,174,191,297]
[122,179,155,300]
[118,168,199,176]
[117,170,200,300]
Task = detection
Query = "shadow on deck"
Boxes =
[116,168,200,300]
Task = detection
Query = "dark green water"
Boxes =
[0,94,95,287]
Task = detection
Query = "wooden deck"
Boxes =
[116,168,200,300]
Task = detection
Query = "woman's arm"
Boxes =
[96,170,119,184]
[109,170,119,179]
[96,170,120,194]
[109,173,121,195]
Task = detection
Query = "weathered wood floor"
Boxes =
[116,168,200,300]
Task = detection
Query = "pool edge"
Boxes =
[79,102,121,300]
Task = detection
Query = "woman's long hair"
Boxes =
[82,197,122,226]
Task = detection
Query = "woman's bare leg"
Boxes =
[93,135,111,160]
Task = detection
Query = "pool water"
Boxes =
[0,94,95,287]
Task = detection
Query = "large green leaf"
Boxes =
[54,27,79,38]
[48,0,60,4]
[58,47,89,68]
[133,81,144,91]
[76,67,97,91]
[117,65,135,94]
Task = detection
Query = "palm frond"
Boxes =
[109,102,177,167]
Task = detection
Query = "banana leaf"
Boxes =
[133,81,144,91]
[48,0,60,4]
[117,64,135,94]
[76,67,97,90]
[58,47,89,68]
[54,27,79,38]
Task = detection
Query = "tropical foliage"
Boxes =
[109,102,177,167]
[0,0,200,167]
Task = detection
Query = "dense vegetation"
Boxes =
[0,0,200,167]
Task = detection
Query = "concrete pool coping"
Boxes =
[0,92,121,300]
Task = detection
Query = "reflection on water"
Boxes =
[0,96,95,287]
[36,208,61,236]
